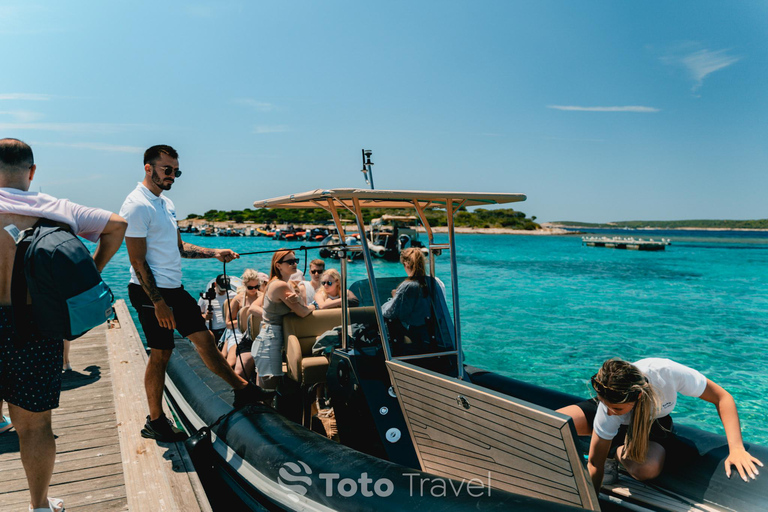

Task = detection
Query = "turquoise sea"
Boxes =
[98,229,768,446]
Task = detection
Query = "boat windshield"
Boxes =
[349,274,459,377]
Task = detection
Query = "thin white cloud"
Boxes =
[0,93,52,101]
[253,125,288,134]
[235,98,277,111]
[660,44,741,92]
[33,141,143,153]
[547,105,660,113]
[0,110,44,122]
[0,122,150,133]
[681,49,740,91]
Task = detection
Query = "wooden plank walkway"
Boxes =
[0,300,212,512]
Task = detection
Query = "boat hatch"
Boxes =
[386,360,600,511]
[253,188,526,378]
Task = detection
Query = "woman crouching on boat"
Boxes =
[220,268,263,368]
[558,358,763,492]
[239,251,314,391]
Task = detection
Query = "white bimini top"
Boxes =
[120,183,182,288]
[593,358,708,441]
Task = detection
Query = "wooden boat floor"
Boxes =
[604,474,730,512]
[0,300,212,512]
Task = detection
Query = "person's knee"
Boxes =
[557,404,591,436]
[9,407,52,436]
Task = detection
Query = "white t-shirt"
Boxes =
[197,293,231,330]
[120,183,182,288]
[0,187,111,242]
[305,280,321,305]
[593,358,708,440]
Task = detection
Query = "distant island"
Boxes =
[185,207,541,230]
[551,219,768,230]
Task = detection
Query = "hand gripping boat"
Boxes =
[163,188,768,512]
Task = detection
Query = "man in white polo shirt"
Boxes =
[120,144,270,442]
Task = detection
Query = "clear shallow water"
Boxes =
[98,230,768,445]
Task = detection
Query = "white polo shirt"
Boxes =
[593,358,708,440]
[119,183,182,288]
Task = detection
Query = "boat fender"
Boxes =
[184,426,217,474]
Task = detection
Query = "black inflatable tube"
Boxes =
[166,342,585,511]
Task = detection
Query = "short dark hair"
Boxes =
[144,144,179,165]
[310,259,325,268]
[0,138,34,169]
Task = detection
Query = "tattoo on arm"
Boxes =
[179,240,216,259]
[137,261,164,303]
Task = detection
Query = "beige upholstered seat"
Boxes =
[283,307,377,387]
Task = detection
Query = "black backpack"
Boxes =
[9,219,113,341]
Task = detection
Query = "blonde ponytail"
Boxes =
[594,359,661,463]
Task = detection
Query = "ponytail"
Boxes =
[594,359,661,463]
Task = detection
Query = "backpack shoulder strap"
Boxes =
[11,226,34,339]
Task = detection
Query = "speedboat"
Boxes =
[368,214,433,261]
[164,188,768,512]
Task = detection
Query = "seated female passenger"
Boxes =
[220,268,264,368]
[235,251,314,390]
[557,357,762,492]
[382,248,445,350]
[314,268,358,309]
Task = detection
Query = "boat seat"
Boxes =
[283,307,376,387]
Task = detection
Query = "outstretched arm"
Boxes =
[125,237,175,330]
[587,433,612,493]
[177,230,238,262]
[699,379,763,481]
[92,213,127,272]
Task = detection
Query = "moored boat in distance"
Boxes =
[165,188,766,512]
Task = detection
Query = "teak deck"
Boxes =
[0,300,212,512]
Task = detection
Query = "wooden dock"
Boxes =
[582,235,671,251]
[0,300,212,512]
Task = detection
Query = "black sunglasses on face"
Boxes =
[310,269,324,275]
[154,164,182,178]
[246,285,259,290]
[591,375,639,404]
[278,258,300,265]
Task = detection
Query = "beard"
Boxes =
[151,169,174,191]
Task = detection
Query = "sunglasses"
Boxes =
[154,164,182,178]
[310,269,324,275]
[246,285,259,290]
[591,375,640,404]
[322,280,335,286]
[278,258,300,265]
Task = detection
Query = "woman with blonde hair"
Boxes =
[314,268,358,309]
[220,268,264,367]
[236,250,314,390]
[558,358,762,491]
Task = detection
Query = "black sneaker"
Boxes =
[141,414,187,442]
[233,383,276,408]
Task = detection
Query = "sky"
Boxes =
[1,1,766,223]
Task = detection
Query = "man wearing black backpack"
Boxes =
[120,144,271,443]
[0,138,127,512]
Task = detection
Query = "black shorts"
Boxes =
[576,398,675,453]
[128,284,208,350]
[0,306,63,412]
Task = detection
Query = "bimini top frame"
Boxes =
[253,188,526,379]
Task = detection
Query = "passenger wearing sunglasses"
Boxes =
[220,269,265,368]
[314,269,358,310]
[557,358,762,492]
[304,259,325,306]
[238,250,314,391]
[121,145,272,443]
